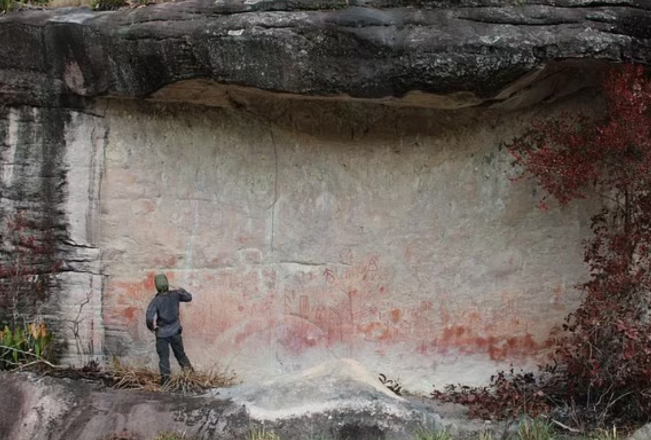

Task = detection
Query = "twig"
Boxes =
[551,418,583,433]
[0,344,60,370]
[0,343,43,359]
[13,358,63,371]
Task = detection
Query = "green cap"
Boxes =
[154,274,169,293]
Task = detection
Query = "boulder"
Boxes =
[209,359,442,440]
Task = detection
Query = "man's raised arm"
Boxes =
[178,288,192,302]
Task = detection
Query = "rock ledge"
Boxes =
[0,0,650,109]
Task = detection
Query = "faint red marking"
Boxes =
[439,305,451,327]
[433,324,545,361]
[236,235,252,244]
[152,255,178,268]
[339,248,353,265]
[359,321,383,336]
[104,253,562,370]
[552,284,565,311]
[324,268,336,284]
[278,319,323,355]
[122,307,137,320]
[469,311,481,322]
[299,295,310,317]
[234,332,246,344]
[363,256,379,281]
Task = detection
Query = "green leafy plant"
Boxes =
[476,431,494,440]
[0,210,61,368]
[590,427,620,440]
[0,0,11,12]
[88,0,125,10]
[413,428,454,440]
[151,433,191,440]
[517,419,556,440]
[0,321,55,369]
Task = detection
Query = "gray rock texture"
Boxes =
[0,106,105,361]
[209,359,442,439]
[0,359,445,440]
[627,423,651,440]
[0,0,650,109]
[0,370,249,440]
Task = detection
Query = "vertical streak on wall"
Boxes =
[0,106,70,334]
[184,198,200,285]
[269,124,279,254]
[1,109,18,191]
[57,110,106,365]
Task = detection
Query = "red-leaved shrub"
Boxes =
[434,64,651,428]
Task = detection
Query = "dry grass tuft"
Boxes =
[150,433,192,440]
[45,0,181,9]
[108,358,239,394]
[46,0,91,8]
[44,358,238,395]
[248,426,282,440]
[103,432,191,440]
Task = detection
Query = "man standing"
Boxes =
[145,273,194,386]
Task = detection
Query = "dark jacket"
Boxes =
[145,288,192,338]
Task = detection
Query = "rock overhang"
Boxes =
[0,0,650,110]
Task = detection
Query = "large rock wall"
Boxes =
[96,95,594,392]
[1,0,649,392]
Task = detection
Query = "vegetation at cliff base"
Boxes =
[105,420,630,440]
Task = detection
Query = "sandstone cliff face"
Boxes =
[0,0,650,391]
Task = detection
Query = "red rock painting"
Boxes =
[103,250,561,369]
